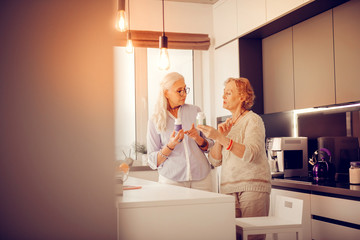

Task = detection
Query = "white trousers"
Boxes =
[158,172,213,192]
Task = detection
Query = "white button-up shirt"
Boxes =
[147,104,214,182]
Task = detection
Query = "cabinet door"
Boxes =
[312,219,360,240]
[270,188,312,240]
[311,194,360,240]
[266,0,306,21]
[293,10,335,109]
[311,194,360,225]
[237,0,266,36]
[213,0,238,48]
[214,39,240,118]
[333,0,360,104]
[262,27,294,113]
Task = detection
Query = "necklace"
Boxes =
[232,109,246,125]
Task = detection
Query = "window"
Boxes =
[114,47,194,162]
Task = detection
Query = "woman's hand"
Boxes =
[184,123,200,140]
[218,118,233,136]
[196,125,221,141]
[168,129,184,149]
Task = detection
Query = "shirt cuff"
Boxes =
[148,152,165,170]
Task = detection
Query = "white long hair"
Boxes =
[152,72,184,132]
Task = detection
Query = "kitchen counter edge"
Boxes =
[271,178,360,200]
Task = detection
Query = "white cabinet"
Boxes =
[333,0,360,104]
[270,188,312,240]
[213,0,238,48]
[293,10,335,109]
[213,0,312,49]
[312,220,360,240]
[262,2,360,112]
[266,0,306,21]
[214,39,240,118]
[311,194,360,240]
[311,194,360,226]
[237,0,266,36]
[262,27,294,114]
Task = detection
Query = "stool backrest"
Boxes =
[274,195,303,224]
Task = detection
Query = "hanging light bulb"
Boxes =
[159,35,170,70]
[125,0,133,54]
[115,0,128,32]
[126,31,134,54]
[158,0,170,70]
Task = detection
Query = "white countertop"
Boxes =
[117,177,234,208]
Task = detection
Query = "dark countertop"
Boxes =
[130,165,360,200]
[271,177,360,200]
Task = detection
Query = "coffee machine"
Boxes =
[266,137,308,178]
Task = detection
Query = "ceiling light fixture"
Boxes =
[125,0,133,53]
[116,0,128,32]
[158,0,170,70]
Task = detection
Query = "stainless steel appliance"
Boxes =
[266,137,308,178]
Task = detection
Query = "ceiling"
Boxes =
[166,0,219,4]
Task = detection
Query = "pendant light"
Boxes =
[158,0,170,70]
[126,32,134,54]
[125,0,133,53]
[116,0,128,32]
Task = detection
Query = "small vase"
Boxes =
[142,154,148,166]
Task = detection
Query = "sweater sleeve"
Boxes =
[208,153,222,167]
[241,115,266,163]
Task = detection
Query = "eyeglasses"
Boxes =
[177,87,190,96]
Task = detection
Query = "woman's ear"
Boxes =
[239,94,246,102]
[164,89,169,99]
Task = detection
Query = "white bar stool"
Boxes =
[235,195,303,240]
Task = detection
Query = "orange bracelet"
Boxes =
[226,139,233,151]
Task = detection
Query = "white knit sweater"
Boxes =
[209,111,271,194]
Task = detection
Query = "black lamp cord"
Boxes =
[162,0,165,37]
[128,0,130,30]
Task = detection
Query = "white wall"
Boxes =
[114,47,136,160]
[0,1,117,239]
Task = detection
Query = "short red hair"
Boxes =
[224,77,255,110]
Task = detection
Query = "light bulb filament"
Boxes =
[159,48,170,70]
[126,39,134,53]
[116,10,127,32]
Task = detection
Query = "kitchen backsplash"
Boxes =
[264,109,359,153]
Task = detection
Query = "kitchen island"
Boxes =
[117,177,235,240]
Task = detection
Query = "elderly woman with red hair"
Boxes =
[197,77,271,240]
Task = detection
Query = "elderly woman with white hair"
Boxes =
[147,72,214,191]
